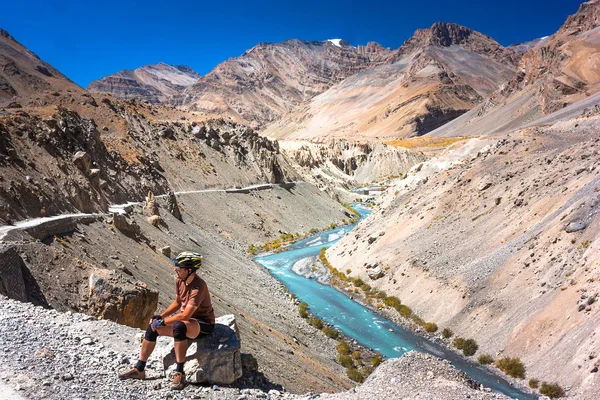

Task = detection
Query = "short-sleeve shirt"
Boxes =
[176,274,215,324]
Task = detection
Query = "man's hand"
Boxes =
[151,317,165,331]
[149,314,162,324]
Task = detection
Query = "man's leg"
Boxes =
[170,320,200,390]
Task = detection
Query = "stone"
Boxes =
[0,247,28,302]
[147,215,162,227]
[112,214,140,236]
[368,236,377,244]
[162,315,242,385]
[88,269,158,329]
[160,246,171,258]
[166,191,182,221]
[241,353,258,373]
[144,191,159,217]
[72,151,91,174]
[478,182,492,191]
[565,222,586,233]
[367,267,385,280]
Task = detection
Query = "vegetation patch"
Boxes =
[539,382,565,398]
[477,354,494,365]
[495,357,526,379]
[385,136,469,150]
[442,328,453,339]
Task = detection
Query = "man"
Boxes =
[119,251,215,390]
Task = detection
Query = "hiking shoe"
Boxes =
[118,366,145,380]
[170,371,185,390]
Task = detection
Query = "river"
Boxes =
[254,203,537,400]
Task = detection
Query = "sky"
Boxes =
[0,0,586,88]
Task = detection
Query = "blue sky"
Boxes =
[0,0,585,87]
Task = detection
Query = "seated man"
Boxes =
[119,251,215,390]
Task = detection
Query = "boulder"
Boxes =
[113,214,140,236]
[147,215,162,227]
[144,191,159,217]
[0,246,28,301]
[166,191,182,221]
[162,314,243,385]
[72,151,91,174]
[160,246,171,258]
[367,267,385,280]
[88,269,158,329]
[565,221,586,233]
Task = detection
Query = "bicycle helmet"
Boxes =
[173,251,203,270]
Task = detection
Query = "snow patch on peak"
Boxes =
[326,39,343,47]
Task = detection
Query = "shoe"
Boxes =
[170,371,185,390]
[118,366,146,380]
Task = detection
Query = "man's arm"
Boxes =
[157,299,181,319]
[164,304,198,324]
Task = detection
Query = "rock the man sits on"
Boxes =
[119,251,215,390]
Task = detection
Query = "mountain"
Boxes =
[171,39,394,128]
[429,0,600,138]
[263,23,519,140]
[0,28,81,103]
[87,62,201,103]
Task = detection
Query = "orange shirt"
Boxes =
[176,274,215,324]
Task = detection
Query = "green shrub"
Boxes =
[371,355,383,367]
[336,340,350,355]
[310,317,324,329]
[384,296,401,308]
[528,378,539,389]
[424,322,438,333]
[298,302,309,319]
[338,355,354,368]
[360,283,371,293]
[397,304,413,318]
[539,382,565,398]
[442,328,453,339]
[353,277,364,287]
[323,326,339,339]
[346,367,364,383]
[462,338,478,356]
[478,354,494,365]
[453,337,465,349]
[247,244,257,255]
[376,290,387,300]
[495,357,526,379]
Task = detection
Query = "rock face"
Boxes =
[87,62,201,103]
[172,39,394,128]
[0,29,81,102]
[88,269,158,329]
[265,22,518,139]
[162,314,243,384]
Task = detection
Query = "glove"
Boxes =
[151,314,162,321]
[151,317,165,330]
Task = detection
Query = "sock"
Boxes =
[135,360,147,372]
[175,362,184,373]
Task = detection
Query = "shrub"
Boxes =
[376,290,387,300]
[371,354,383,367]
[338,355,354,368]
[528,378,539,389]
[351,351,361,359]
[353,277,364,287]
[453,337,465,350]
[346,367,364,383]
[298,302,309,319]
[247,244,257,255]
[495,357,526,379]
[442,328,453,339]
[360,283,371,293]
[397,304,413,318]
[310,317,324,329]
[384,296,401,308]
[478,354,494,365]
[539,382,565,398]
[423,322,438,333]
[336,340,350,355]
[462,338,478,356]
[323,326,339,339]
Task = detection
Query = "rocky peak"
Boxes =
[400,22,519,66]
[558,0,600,34]
[0,28,16,42]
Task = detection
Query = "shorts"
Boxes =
[191,318,215,339]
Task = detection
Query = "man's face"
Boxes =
[174,265,190,279]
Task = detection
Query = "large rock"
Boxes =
[72,151,92,174]
[113,214,140,236]
[144,191,159,217]
[367,267,385,280]
[87,269,158,329]
[162,314,243,385]
[166,191,182,221]
[0,246,27,301]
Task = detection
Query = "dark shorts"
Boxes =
[191,318,214,339]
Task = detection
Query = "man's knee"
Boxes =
[173,321,187,342]
[144,324,159,342]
